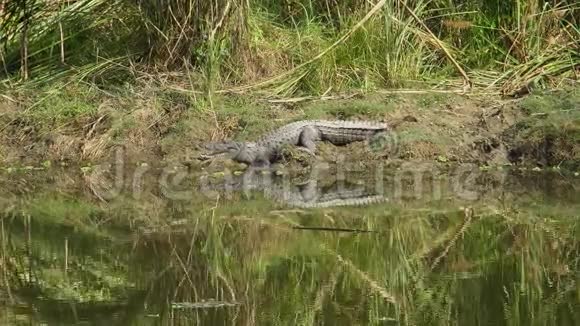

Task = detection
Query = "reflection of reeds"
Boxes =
[0,169,579,324]
[328,246,397,304]
[1,218,13,304]
[429,207,474,270]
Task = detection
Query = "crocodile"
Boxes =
[141,170,386,234]
[199,169,387,209]
[203,120,391,167]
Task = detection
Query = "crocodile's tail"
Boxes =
[314,121,389,145]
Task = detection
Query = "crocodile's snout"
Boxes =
[204,141,242,154]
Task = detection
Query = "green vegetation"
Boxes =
[1,82,579,168]
[0,168,578,324]
[0,0,578,95]
[505,88,580,168]
[0,2,578,324]
[0,1,578,168]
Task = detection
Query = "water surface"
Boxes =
[0,164,578,325]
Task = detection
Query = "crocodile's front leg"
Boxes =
[252,156,271,168]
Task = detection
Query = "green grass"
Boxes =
[24,83,100,123]
[303,98,398,120]
[519,88,580,142]
[504,88,580,167]
[417,93,449,109]
[1,1,577,96]
[521,89,580,115]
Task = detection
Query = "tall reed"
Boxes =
[0,1,577,94]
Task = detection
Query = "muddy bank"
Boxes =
[0,85,578,170]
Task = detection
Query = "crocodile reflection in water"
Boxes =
[200,168,387,208]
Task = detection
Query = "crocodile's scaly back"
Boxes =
[255,120,389,147]
[202,119,390,166]
[255,120,311,149]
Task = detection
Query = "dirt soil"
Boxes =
[0,87,578,171]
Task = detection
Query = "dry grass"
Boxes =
[0,1,576,99]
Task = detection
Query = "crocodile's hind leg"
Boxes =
[368,131,396,154]
[298,126,321,155]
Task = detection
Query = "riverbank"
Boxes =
[1,84,579,171]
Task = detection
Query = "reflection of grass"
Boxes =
[25,196,100,229]
[1,173,579,324]
[40,258,131,302]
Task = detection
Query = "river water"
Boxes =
[0,162,578,325]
